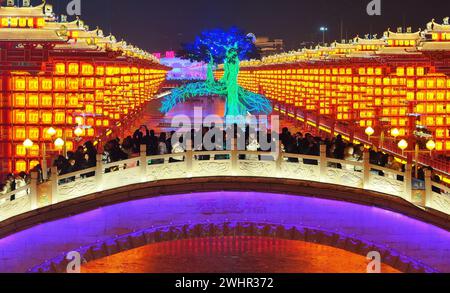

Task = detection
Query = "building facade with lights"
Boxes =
[0,2,169,178]
[216,21,450,158]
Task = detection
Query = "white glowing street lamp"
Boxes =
[54,138,65,150]
[390,128,400,139]
[74,126,84,138]
[46,127,57,137]
[365,126,375,138]
[397,139,408,155]
[23,139,34,149]
[398,139,436,177]
[365,127,398,149]
[320,26,328,44]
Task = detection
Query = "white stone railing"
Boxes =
[1,145,449,223]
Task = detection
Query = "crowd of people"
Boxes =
[1,125,447,196]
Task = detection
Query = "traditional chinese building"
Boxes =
[0,1,169,177]
[216,19,450,156]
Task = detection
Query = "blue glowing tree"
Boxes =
[161,28,272,117]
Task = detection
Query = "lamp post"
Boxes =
[365,126,398,149]
[320,27,328,45]
[42,127,57,180]
[398,139,436,178]
[23,136,65,181]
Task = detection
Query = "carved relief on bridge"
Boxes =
[57,177,97,202]
[0,196,31,222]
[193,161,232,177]
[280,161,319,180]
[146,162,187,181]
[431,192,450,215]
[326,168,364,189]
[103,168,141,190]
[237,161,276,177]
[367,174,405,197]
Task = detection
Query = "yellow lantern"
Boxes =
[23,139,34,149]
[54,138,65,149]
[426,140,436,152]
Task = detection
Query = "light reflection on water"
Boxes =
[82,236,400,273]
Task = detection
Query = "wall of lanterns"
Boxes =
[215,24,450,156]
[0,4,169,176]
[1,61,167,174]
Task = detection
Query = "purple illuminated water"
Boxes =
[0,191,449,272]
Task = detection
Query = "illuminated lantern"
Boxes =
[28,77,39,91]
[29,128,39,140]
[16,145,26,156]
[14,94,26,107]
[42,112,53,124]
[16,161,27,173]
[14,76,26,90]
[68,63,79,75]
[41,95,52,107]
[41,78,53,91]
[36,18,45,27]
[10,17,18,27]
[81,63,94,76]
[75,116,84,125]
[1,17,8,27]
[55,63,66,75]
[28,94,39,107]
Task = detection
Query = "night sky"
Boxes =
[45,0,450,52]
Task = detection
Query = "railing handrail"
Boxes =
[102,157,140,170]
[368,164,406,177]
[0,184,30,202]
[327,157,364,168]
[431,182,450,194]
[1,146,449,224]
[57,167,97,181]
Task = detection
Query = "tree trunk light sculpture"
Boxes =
[160,28,272,117]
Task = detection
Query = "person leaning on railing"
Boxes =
[0,183,7,195]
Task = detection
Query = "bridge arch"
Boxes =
[0,187,449,273]
[29,222,434,273]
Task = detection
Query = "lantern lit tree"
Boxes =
[160,28,272,117]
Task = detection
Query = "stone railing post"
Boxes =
[275,142,283,175]
[50,166,58,205]
[231,138,238,175]
[424,169,433,208]
[185,138,193,177]
[96,153,104,190]
[30,171,38,210]
[404,163,412,202]
[319,144,327,182]
[363,150,371,189]
[140,145,147,181]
